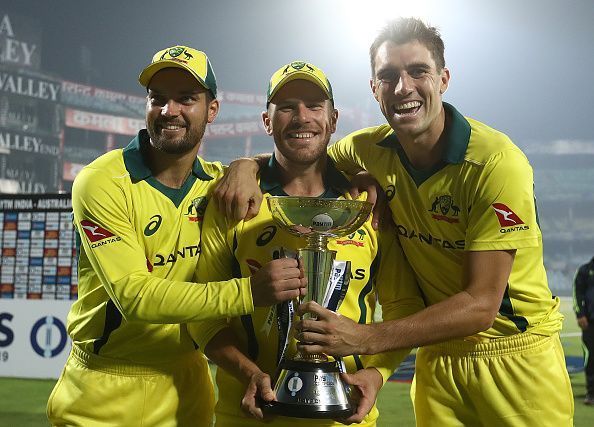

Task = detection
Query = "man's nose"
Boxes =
[292,103,310,123]
[161,100,181,117]
[394,72,413,96]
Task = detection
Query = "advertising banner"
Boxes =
[0,299,72,379]
[61,80,146,117]
[0,13,41,69]
[0,151,60,193]
[64,108,143,136]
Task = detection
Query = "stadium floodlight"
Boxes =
[335,0,431,49]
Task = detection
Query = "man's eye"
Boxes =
[149,96,165,105]
[379,73,398,83]
[409,68,428,78]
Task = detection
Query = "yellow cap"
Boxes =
[267,61,333,103]
[138,45,217,97]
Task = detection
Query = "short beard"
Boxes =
[147,119,207,155]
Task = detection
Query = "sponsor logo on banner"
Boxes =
[429,195,460,223]
[0,130,61,156]
[30,315,67,358]
[0,14,41,69]
[0,300,72,379]
[0,72,59,101]
[492,203,530,233]
[65,108,144,136]
[61,80,146,116]
[203,120,266,139]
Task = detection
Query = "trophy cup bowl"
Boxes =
[265,196,372,418]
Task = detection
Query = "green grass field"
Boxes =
[1,297,592,426]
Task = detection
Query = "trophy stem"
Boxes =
[305,234,330,251]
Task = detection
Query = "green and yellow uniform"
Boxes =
[190,156,424,427]
[329,103,573,426]
[47,130,254,427]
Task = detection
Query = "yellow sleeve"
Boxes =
[72,166,253,324]
[466,148,540,251]
[360,227,425,383]
[188,200,241,349]
[328,135,366,175]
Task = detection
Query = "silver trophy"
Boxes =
[265,196,373,418]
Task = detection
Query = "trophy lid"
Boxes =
[267,196,372,239]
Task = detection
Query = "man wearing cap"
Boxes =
[214,17,573,426]
[46,46,306,427]
[187,61,424,427]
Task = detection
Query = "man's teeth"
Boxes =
[289,132,315,138]
[163,124,184,130]
[395,101,421,112]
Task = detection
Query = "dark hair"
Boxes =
[369,17,445,76]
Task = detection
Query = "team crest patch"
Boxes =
[429,195,460,223]
[80,220,121,247]
[186,197,207,222]
[492,203,530,233]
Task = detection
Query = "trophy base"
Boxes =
[265,359,352,419]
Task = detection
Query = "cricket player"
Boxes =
[188,61,424,426]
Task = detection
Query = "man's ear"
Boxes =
[439,67,450,95]
[207,99,220,123]
[262,109,273,135]
[370,78,380,102]
[329,107,339,134]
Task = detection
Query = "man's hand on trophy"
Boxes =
[295,301,374,357]
[336,368,383,425]
[241,370,276,420]
[250,258,307,306]
[213,157,263,221]
[348,171,388,230]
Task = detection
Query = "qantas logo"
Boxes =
[80,220,121,247]
[246,259,262,275]
[492,203,529,233]
[80,220,114,242]
[492,203,524,226]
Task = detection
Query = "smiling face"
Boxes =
[145,68,218,155]
[371,40,449,141]
[263,79,338,166]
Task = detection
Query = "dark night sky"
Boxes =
[4,0,594,143]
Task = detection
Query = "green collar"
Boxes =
[123,130,214,182]
[376,102,471,186]
[122,130,213,207]
[259,153,350,198]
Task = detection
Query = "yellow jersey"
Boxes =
[329,102,562,338]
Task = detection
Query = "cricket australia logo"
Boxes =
[429,195,460,223]
[185,197,207,222]
[161,47,193,62]
[337,229,366,247]
[284,61,315,74]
